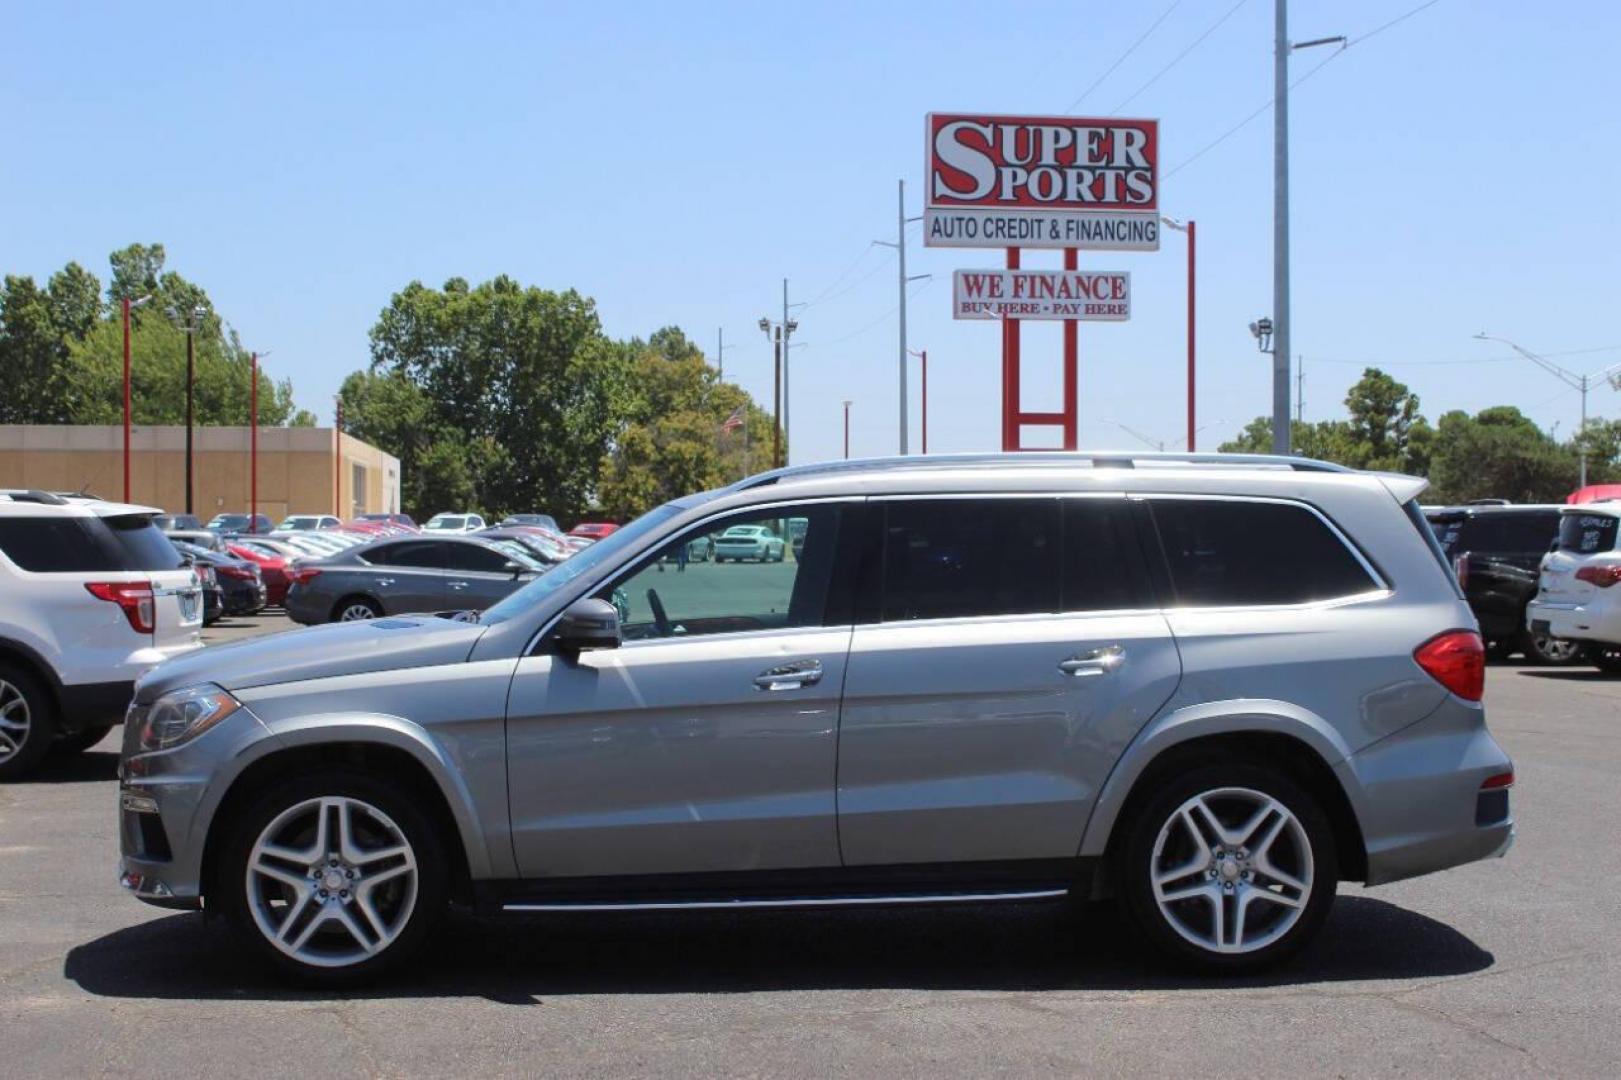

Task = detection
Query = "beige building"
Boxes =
[0,425,400,521]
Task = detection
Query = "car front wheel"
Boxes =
[0,664,56,781]
[1117,761,1337,973]
[219,769,447,983]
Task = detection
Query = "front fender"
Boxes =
[1077,698,1356,859]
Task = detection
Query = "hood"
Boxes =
[134,616,488,703]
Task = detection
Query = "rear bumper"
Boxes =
[1526,597,1621,646]
[57,680,135,732]
[1339,696,1514,887]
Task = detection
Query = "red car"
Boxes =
[568,522,619,540]
[227,543,292,607]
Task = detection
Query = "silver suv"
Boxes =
[117,453,1514,981]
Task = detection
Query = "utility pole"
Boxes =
[717,326,724,382]
[843,400,852,459]
[781,280,792,458]
[876,179,929,455]
[184,319,196,515]
[1296,355,1305,424]
[772,327,783,469]
[1272,0,1291,455]
[909,349,929,454]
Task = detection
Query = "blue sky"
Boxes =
[4,1,1619,466]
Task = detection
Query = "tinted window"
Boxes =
[602,504,842,640]
[1459,512,1559,554]
[1150,499,1377,607]
[1062,499,1153,611]
[366,541,443,568]
[103,514,184,570]
[879,499,1059,622]
[1427,513,1466,557]
[0,517,119,572]
[1559,513,1620,554]
[445,541,514,572]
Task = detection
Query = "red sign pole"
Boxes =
[1001,248,1021,452]
[121,297,131,502]
[1062,248,1078,451]
[250,352,258,530]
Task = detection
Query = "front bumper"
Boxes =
[117,704,279,910]
[1339,694,1515,887]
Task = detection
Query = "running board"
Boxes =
[502,888,1069,913]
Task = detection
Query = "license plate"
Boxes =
[1532,619,1551,635]
[180,591,200,622]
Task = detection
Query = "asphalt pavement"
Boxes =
[3,626,1619,1077]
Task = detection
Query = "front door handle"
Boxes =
[448,581,470,591]
[754,659,823,691]
[1059,645,1125,678]
[375,578,395,587]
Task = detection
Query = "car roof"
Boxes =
[0,489,162,518]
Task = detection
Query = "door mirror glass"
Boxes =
[555,597,621,653]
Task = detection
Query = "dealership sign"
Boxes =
[925,113,1159,251]
[953,269,1130,321]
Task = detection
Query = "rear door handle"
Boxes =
[448,581,469,591]
[754,659,823,691]
[375,578,394,587]
[1059,645,1125,678]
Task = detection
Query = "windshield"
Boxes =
[426,516,466,531]
[481,503,685,625]
[488,539,547,569]
[209,514,247,530]
[279,516,322,530]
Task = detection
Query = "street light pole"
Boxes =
[1272,0,1290,455]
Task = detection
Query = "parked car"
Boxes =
[283,535,544,624]
[1527,504,1621,674]
[501,514,560,532]
[1425,504,1580,663]
[568,521,619,540]
[423,513,487,534]
[356,512,417,529]
[276,514,342,532]
[192,561,224,626]
[206,512,273,535]
[152,513,203,531]
[562,535,596,553]
[713,523,785,562]
[118,452,1512,981]
[476,527,571,567]
[162,528,227,552]
[172,541,267,616]
[0,489,202,779]
[227,543,293,606]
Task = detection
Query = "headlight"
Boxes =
[138,684,242,752]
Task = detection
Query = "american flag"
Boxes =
[720,406,746,433]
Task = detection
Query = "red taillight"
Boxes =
[1414,629,1485,702]
[1574,564,1621,588]
[287,566,322,586]
[85,581,156,635]
[1481,770,1515,790]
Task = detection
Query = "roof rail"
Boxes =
[0,489,70,506]
[730,451,1353,491]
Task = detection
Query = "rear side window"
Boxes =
[1149,499,1378,607]
[366,541,444,568]
[445,542,511,572]
[879,499,1059,621]
[1559,513,1620,554]
[0,517,119,572]
[102,515,184,570]
[1062,499,1154,611]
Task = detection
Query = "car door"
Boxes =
[835,496,1182,867]
[505,500,857,879]
[443,540,533,610]
[361,540,448,613]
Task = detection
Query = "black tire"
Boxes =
[1520,630,1587,666]
[1593,647,1621,675]
[216,768,448,985]
[331,595,382,623]
[1116,759,1338,974]
[0,662,57,781]
[52,722,115,756]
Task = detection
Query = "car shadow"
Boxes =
[1516,668,1617,682]
[64,895,1491,1003]
[19,749,119,784]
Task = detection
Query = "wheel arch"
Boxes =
[0,637,63,711]
[199,729,487,908]
[1080,705,1368,888]
[329,593,384,622]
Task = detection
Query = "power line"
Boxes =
[1163,0,1445,181]
[1063,0,1184,113]
[1309,345,1621,368]
[804,248,895,310]
[799,279,935,350]
[1111,0,1250,115]
[803,243,881,308]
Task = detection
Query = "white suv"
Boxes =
[0,490,204,778]
[1527,503,1621,674]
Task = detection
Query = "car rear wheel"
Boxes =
[1117,761,1337,973]
[0,664,56,781]
[219,769,447,983]
[333,596,382,623]
[1521,630,1587,666]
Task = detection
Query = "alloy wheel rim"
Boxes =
[245,795,418,968]
[1150,786,1314,955]
[1533,634,1581,663]
[340,604,376,622]
[0,679,31,763]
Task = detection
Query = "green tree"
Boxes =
[1427,406,1579,503]
[364,276,637,521]
[1219,368,1432,474]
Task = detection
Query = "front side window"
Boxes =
[878,499,1059,622]
[600,504,842,641]
[1150,498,1378,607]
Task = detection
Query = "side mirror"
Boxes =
[555,598,621,654]
[503,560,526,578]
